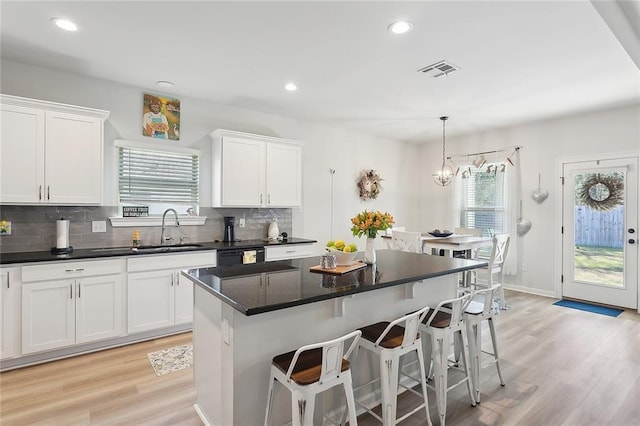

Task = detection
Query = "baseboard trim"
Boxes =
[1,324,192,372]
[505,285,555,299]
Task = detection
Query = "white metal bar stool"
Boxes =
[419,293,476,426]
[264,330,361,426]
[463,284,505,402]
[354,307,433,425]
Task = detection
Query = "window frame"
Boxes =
[113,139,200,220]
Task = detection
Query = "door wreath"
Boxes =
[578,173,623,211]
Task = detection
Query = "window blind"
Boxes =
[118,147,199,206]
[458,164,506,235]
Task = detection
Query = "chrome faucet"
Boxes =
[160,208,180,245]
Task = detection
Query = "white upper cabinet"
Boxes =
[210,129,302,207]
[0,95,110,205]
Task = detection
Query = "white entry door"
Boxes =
[562,156,638,309]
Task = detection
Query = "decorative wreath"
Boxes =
[578,174,624,211]
[357,169,383,201]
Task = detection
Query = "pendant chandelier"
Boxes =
[433,116,454,186]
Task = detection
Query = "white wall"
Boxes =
[418,103,640,296]
[4,59,637,295]
[0,60,419,252]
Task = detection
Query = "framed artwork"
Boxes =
[142,93,180,140]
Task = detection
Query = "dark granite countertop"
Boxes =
[0,237,317,265]
[183,250,487,315]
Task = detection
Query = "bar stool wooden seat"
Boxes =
[419,293,476,426]
[463,284,505,402]
[354,307,432,425]
[264,330,361,426]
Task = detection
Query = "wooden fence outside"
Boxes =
[574,205,624,248]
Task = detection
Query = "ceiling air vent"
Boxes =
[417,60,460,77]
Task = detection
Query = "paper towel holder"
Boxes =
[51,217,74,255]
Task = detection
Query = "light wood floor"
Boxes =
[1,290,639,425]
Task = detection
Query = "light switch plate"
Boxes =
[238,218,245,228]
[92,220,107,233]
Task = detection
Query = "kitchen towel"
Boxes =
[56,219,70,249]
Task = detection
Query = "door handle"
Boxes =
[629,239,636,244]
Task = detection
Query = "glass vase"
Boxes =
[364,237,376,264]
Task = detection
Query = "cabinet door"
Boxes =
[0,104,45,203]
[266,143,302,207]
[76,275,124,344]
[45,111,103,204]
[175,271,194,324]
[22,280,75,354]
[1,269,15,359]
[127,270,175,333]
[221,136,265,206]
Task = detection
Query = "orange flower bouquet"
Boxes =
[350,210,395,239]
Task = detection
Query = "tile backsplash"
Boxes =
[0,205,291,253]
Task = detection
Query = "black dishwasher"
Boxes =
[217,246,265,266]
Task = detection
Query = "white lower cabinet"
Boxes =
[1,267,18,360]
[21,259,124,355]
[127,252,215,334]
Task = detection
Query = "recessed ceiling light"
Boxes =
[156,80,175,88]
[51,18,78,32]
[387,21,413,34]
[284,82,298,91]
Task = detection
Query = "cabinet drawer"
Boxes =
[127,251,217,272]
[265,244,315,261]
[22,259,124,282]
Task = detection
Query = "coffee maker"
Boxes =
[223,216,235,242]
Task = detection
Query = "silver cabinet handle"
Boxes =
[171,273,174,287]
[39,185,42,201]
[70,284,73,299]
[47,185,50,200]
[268,194,271,205]
[6,271,10,289]
[175,272,180,286]
[286,250,295,253]
[77,282,81,298]
[260,193,263,204]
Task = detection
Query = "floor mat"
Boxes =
[147,344,193,376]
[553,300,623,317]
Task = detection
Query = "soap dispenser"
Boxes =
[268,218,279,240]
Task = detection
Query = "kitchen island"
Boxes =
[183,250,486,425]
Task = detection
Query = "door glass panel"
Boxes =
[573,171,625,287]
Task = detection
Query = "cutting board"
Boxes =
[310,261,367,275]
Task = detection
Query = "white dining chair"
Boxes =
[391,230,422,253]
[473,234,510,309]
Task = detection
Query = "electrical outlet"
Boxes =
[238,218,245,228]
[92,220,107,233]
[0,221,11,235]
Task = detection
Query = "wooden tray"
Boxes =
[310,261,367,275]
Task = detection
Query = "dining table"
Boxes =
[383,233,494,286]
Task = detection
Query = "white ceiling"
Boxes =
[1,1,639,143]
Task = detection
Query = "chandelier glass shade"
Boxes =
[433,116,454,186]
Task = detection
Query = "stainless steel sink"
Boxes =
[91,244,204,254]
[135,243,204,253]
